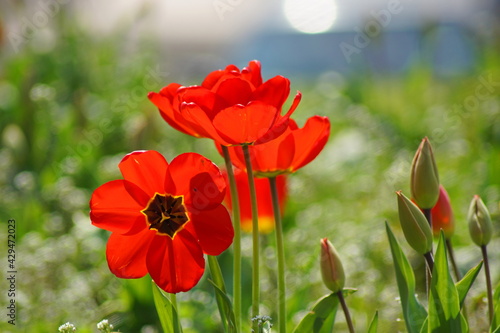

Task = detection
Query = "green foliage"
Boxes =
[428,232,467,332]
[292,293,339,333]
[367,311,378,333]
[386,222,427,333]
[152,281,183,333]
[292,289,356,333]
[492,284,500,332]
[207,255,236,333]
[455,261,483,309]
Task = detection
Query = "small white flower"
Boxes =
[58,322,76,332]
[97,319,114,333]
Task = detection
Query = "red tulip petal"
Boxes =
[90,179,149,235]
[253,131,296,173]
[254,91,302,145]
[202,64,240,89]
[186,205,233,255]
[148,84,199,137]
[241,60,262,88]
[180,102,231,145]
[213,101,278,145]
[119,151,168,197]
[215,78,253,107]
[147,230,205,293]
[252,76,290,110]
[165,153,226,211]
[291,116,330,171]
[106,228,155,278]
[177,86,222,119]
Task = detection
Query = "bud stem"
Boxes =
[445,239,461,281]
[423,251,434,272]
[481,245,494,324]
[269,176,286,333]
[337,291,356,333]
[221,145,242,332]
[422,208,432,227]
[243,144,261,330]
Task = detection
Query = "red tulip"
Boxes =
[90,151,233,293]
[223,168,287,233]
[221,116,330,177]
[148,60,302,146]
[430,185,455,238]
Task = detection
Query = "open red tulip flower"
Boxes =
[223,168,287,233]
[89,150,234,293]
[430,185,455,238]
[221,115,330,177]
[148,60,302,146]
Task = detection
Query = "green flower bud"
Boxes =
[320,238,345,293]
[411,137,440,209]
[396,191,433,254]
[468,195,493,246]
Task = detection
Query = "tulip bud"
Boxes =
[396,191,433,254]
[411,137,440,209]
[431,185,455,238]
[468,195,493,246]
[320,238,345,293]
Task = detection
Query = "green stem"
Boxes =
[337,291,356,333]
[481,245,494,324]
[424,251,434,298]
[242,144,260,330]
[221,145,242,332]
[269,177,286,333]
[170,293,181,332]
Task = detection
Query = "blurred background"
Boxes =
[1,0,499,331]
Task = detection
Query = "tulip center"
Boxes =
[141,193,189,238]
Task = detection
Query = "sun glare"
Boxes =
[284,0,337,34]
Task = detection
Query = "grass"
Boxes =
[0,13,499,333]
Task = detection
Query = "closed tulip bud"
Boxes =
[411,137,440,209]
[468,195,493,246]
[320,238,345,293]
[431,185,455,238]
[396,191,433,254]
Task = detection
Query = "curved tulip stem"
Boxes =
[269,177,286,333]
[481,245,494,324]
[337,291,356,333]
[221,145,242,332]
[445,239,461,281]
[422,208,432,227]
[242,144,260,329]
[423,251,434,298]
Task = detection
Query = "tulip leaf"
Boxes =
[152,281,183,333]
[385,222,427,333]
[455,260,483,309]
[292,292,343,333]
[491,283,500,333]
[367,311,378,333]
[428,232,467,333]
[207,255,236,333]
[208,280,237,333]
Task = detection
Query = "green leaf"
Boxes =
[152,281,183,333]
[455,261,483,309]
[292,293,340,333]
[491,283,500,332]
[207,255,236,333]
[385,222,427,333]
[208,280,237,333]
[428,232,467,333]
[367,311,378,333]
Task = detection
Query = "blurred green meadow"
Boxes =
[1,4,500,333]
